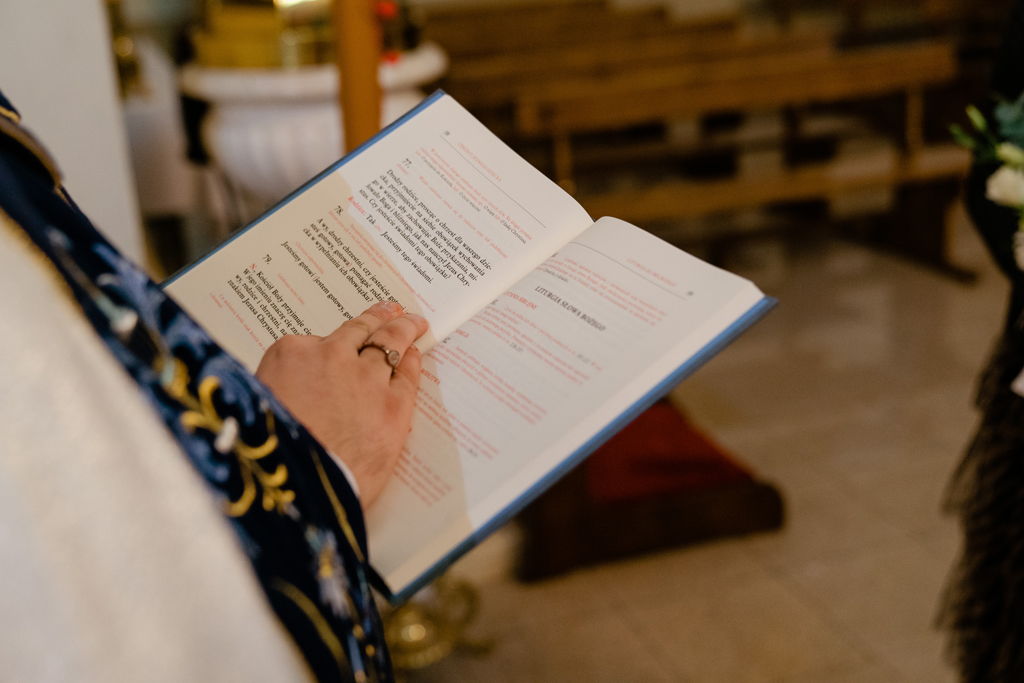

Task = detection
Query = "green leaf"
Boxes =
[949,124,977,149]
[967,105,989,132]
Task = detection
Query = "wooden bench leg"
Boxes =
[552,130,576,195]
[865,178,976,282]
[904,86,924,162]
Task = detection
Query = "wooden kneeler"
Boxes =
[517,400,785,581]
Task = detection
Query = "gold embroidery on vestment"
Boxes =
[0,103,21,123]
[165,363,293,517]
[0,116,62,190]
[312,449,365,563]
[272,579,347,668]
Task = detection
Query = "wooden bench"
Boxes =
[514,38,963,189]
[421,0,736,57]
[421,1,972,274]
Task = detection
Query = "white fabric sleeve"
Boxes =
[0,215,311,683]
[326,451,361,497]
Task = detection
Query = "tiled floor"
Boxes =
[407,208,1002,682]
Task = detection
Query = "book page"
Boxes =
[367,217,766,594]
[165,93,593,369]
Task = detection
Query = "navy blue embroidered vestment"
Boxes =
[0,91,392,682]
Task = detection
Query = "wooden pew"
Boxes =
[448,27,827,110]
[422,0,743,134]
[517,41,952,134]
[421,2,970,274]
[514,39,959,183]
[421,0,733,57]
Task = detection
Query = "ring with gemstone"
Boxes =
[359,340,401,372]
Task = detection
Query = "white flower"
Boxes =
[997,142,1024,167]
[1014,230,1024,271]
[986,165,1024,208]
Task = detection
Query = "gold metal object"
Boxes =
[383,574,492,673]
[193,0,335,68]
[105,0,142,96]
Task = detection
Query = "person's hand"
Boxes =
[255,301,428,508]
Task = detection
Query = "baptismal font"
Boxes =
[180,0,447,226]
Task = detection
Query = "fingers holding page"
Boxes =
[328,301,428,380]
[359,312,428,373]
[327,300,405,347]
[255,301,431,507]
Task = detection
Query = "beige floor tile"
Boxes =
[790,402,953,476]
[777,662,908,683]
[410,608,679,683]
[622,572,870,682]
[826,446,953,536]
[912,522,961,567]
[676,234,999,443]
[874,633,957,683]
[713,394,966,538]
[461,563,629,636]
[780,536,952,675]
[600,538,766,609]
[738,477,905,574]
[401,627,537,683]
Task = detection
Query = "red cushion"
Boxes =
[585,401,753,503]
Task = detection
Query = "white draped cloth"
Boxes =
[0,211,310,681]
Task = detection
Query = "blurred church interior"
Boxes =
[2,0,1015,679]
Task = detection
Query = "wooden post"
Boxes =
[552,131,576,195]
[904,86,924,164]
[333,0,381,153]
[842,0,867,39]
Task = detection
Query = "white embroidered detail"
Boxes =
[214,416,240,453]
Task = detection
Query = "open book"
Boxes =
[164,91,774,602]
